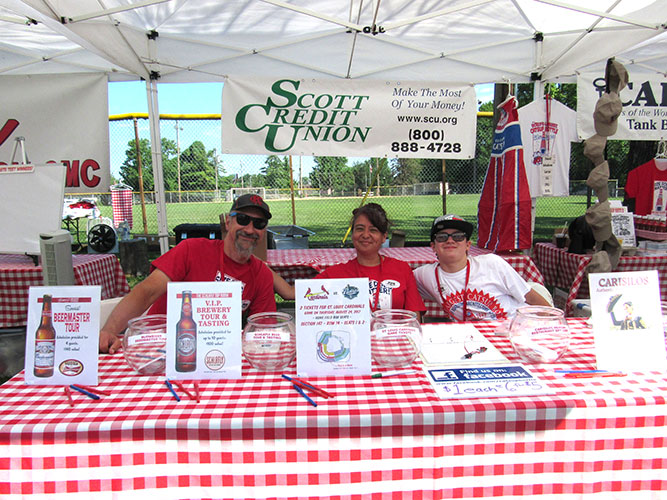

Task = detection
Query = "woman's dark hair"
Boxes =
[351,203,390,234]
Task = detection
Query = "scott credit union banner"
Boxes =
[222,77,477,159]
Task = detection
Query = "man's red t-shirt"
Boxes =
[147,238,276,315]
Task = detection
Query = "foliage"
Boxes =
[262,155,292,188]
[310,156,354,191]
[119,137,177,191]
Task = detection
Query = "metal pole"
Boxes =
[175,120,182,203]
[289,156,296,225]
[441,158,447,214]
[133,117,148,235]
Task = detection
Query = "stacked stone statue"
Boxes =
[583,59,628,274]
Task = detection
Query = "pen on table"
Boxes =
[172,380,196,401]
[164,380,181,402]
[564,372,626,379]
[292,383,317,407]
[281,374,332,399]
[75,384,111,397]
[63,386,74,407]
[69,385,101,400]
[371,369,417,379]
[555,369,608,374]
[194,381,200,403]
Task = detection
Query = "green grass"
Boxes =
[91,194,603,247]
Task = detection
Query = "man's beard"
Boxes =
[234,230,258,260]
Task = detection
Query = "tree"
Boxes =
[262,155,291,188]
[119,137,178,191]
[310,156,354,192]
[392,158,422,185]
[179,140,217,190]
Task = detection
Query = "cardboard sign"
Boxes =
[24,286,100,385]
[295,278,371,376]
[165,282,242,380]
[588,270,667,372]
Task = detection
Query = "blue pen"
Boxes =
[69,385,100,400]
[164,380,181,402]
[292,383,317,407]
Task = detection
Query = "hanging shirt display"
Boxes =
[624,159,667,215]
[518,98,579,197]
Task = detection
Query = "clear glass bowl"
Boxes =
[509,306,570,363]
[370,309,422,368]
[242,312,296,371]
[122,314,167,375]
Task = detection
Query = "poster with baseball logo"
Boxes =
[295,278,371,377]
[166,282,242,380]
[24,286,101,386]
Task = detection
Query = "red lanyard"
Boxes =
[356,257,383,311]
[435,260,470,321]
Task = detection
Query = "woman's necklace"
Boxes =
[355,256,383,311]
[435,260,470,321]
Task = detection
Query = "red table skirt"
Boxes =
[0,319,665,498]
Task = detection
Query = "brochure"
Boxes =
[165,282,242,380]
[295,278,371,376]
[24,286,100,386]
[588,270,667,372]
[424,364,552,399]
[420,323,508,365]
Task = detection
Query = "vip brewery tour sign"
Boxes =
[222,77,477,159]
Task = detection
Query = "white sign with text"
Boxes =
[165,282,242,380]
[24,286,100,386]
[295,278,371,376]
[589,270,667,372]
[222,77,477,158]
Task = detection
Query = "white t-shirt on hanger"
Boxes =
[518,98,579,197]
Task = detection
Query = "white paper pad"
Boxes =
[420,323,508,365]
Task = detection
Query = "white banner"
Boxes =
[0,74,110,193]
[222,77,477,158]
[577,70,667,141]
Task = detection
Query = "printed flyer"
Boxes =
[24,286,100,386]
[295,278,371,376]
[424,364,552,399]
[166,282,242,380]
[588,270,667,372]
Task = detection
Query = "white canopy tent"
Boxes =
[1,0,665,251]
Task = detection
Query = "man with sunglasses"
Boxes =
[99,194,276,354]
[414,214,549,321]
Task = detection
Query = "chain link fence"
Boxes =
[67,113,636,248]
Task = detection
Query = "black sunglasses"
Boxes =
[434,231,467,243]
[230,211,268,230]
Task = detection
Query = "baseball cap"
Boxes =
[230,193,272,219]
[430,214,473,241]
[593,92,622,137]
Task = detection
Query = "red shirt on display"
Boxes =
[318,256,425,313]
[147,238,276,315]
[624,159,667,215]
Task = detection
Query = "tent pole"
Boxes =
[145,78,169,255]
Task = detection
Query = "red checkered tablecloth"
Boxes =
[0,254,130,328]
[533,243,667,315]
[0,319,665,498]
[268,246,544,319]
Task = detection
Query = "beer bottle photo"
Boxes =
[34,294,56,377]
[176,290,197,372]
